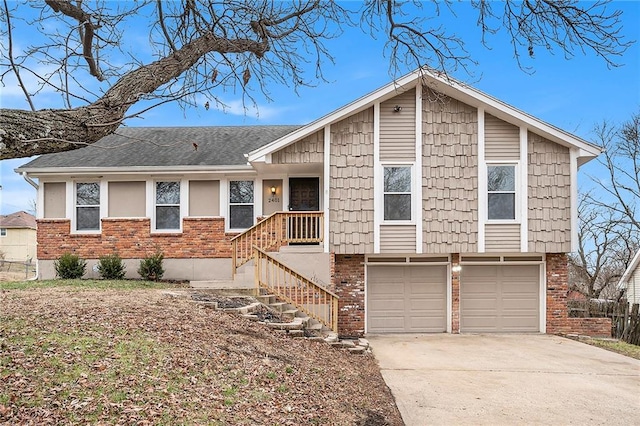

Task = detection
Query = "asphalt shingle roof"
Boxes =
[0,211,36,229]
[19,125,301,169]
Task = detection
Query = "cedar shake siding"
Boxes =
[271,129,324,164]
[422,90,478,253]
[380,89,416,162]
[528,132,572,253]
[485,113,520,160]
[379,224,417,253]
[329,108,375,254]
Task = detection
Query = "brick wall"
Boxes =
[37,217,235,260]
[546,253,612,337]
[451,253,460,333]
[332,254,365,338]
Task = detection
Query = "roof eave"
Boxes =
[15,164,255,176]
[617,248,640,289]
[249,68,603,163]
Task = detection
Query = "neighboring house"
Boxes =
[619,249,640,306]
[16,69,611,337]
[0,211,37,262]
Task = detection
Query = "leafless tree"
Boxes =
[571,111,640,300]
[0,0,632,159]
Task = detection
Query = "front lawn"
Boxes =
[0,282,402,425]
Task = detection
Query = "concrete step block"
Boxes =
[348,346,367,355]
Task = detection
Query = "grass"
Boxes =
[0,278,183,291]
[580,338,640,360]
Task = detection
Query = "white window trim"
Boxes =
[380,163,416,225]
[227,179,256,232]
[152,180,183,233]
[72,180,104,234]
[485,161,520,224]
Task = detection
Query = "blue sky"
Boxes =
[1,1,639,215]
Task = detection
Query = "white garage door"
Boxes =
[460,264,540,333]
[367,265,447,333]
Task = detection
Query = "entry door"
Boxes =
[288,178,320,243]
[289,178,319,211]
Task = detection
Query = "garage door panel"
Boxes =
[368,265,447,333]
[461,265,540,333]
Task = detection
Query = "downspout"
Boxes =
[21,172,39,280]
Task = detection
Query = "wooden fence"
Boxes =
[569,300,640,346]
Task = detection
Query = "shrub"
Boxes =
[138,251,164,281]
[97,253,126,280]
[54,253,86,279]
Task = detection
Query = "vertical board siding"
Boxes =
[379,224,417,253]
[329,108,375,253]
[484,223,521,252]
[527,132,571,253]
[422,89,478,253]
[380,89,416,161]
[485,114,520,160]
[271,129,324,164]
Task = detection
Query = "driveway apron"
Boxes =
[369,334,640,426]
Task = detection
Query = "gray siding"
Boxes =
[380,225,416,253]
[422,89,478,253]
[271,129,324,164]
[528,132,571,253]
[485,223,520,252]
[43,182,66,218]
[380,89,416,162]
[329,108,375,253]
[485,114,520,160]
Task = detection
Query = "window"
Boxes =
[487,165,516,220]
[383,166,412,221]
[76,182,100,231]
[0,228,6,237]
[229,180,254,229]
[155,181,180,230]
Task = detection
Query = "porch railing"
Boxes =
[254,246,338,332]
[230,211,323,274]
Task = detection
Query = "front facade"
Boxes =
[17,70,610,337]
[0,211,37,262]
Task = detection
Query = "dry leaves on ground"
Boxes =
[0,286,403,425]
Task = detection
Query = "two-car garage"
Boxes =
[366,258,542,334]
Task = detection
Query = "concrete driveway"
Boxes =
[368,334,640,425]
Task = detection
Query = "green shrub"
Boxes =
[97,253,126,280]
[138,251,164,281]
[54,253,87,279]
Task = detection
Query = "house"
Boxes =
[0,211,37,262]
[619,249,640,306]
[16,69,612,337]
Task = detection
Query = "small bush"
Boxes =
[97,253,126,280]
[54,253,86,279]
[138,251,164,281]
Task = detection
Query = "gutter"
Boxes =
[20,172,40,281]
[21,171,39,190]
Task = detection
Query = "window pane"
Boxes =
[76,183,100,205]
[488,166,515,191]
[156,206,180,229]
[488,193,515,220]
[156,182,180,204]
[384,167,411,192]
[230,181,254,203]
[230,205,254,229]
[77,206,100,230]
[384,194,411,221]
